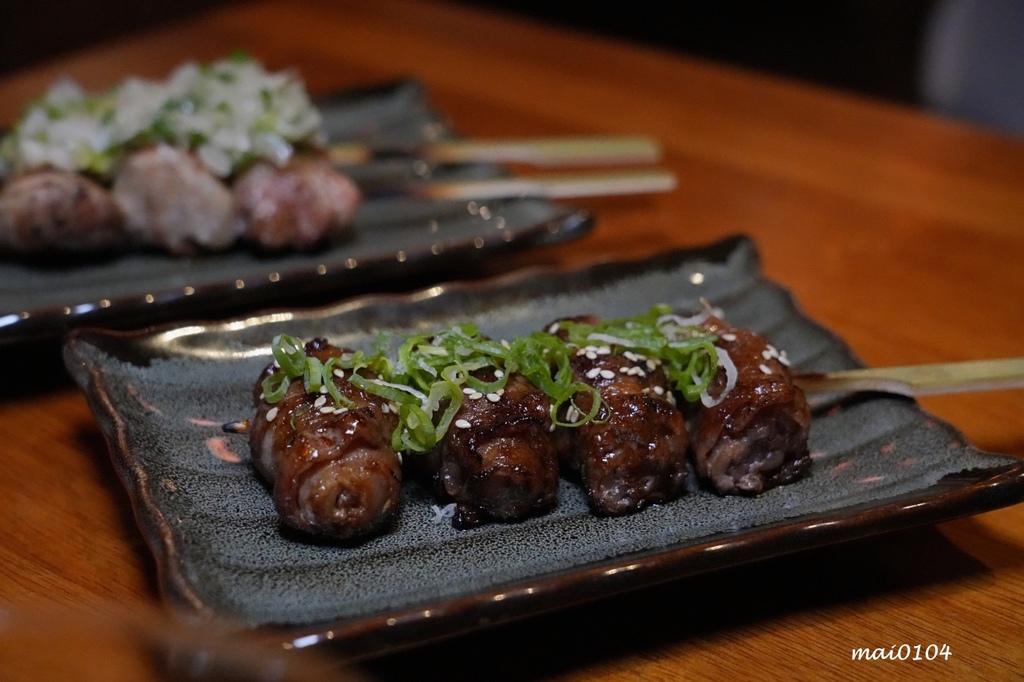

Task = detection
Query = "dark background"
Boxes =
[459,0,938,105]
[0,0,936,105]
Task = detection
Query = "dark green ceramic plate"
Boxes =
[64,236,1024,657]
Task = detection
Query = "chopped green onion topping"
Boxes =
[557,304,719,403]
[260,305,720,454]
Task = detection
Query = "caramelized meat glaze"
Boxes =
[422,368,560,529]
[246,338,403,540]
[692,318,812,495]
[552,317,690,516]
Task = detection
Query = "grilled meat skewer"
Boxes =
[691,318,812,495]
[550,316,691,516]
[234,338,403,540]
[422,368,560,529]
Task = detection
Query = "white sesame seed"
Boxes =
[381,403,390,413]
[759,363,773,375]
[762,349,773,360]
[455,419,472,429]
[494,369,505,378]
[647,359,658,370]
[497,388,505,396]
[463,387,475,395]
[265,406,279,421]
[333,369,345,379]
[547,322,560,334]
[585,368,601,379]
[549,423,556,432]
[624,351,638,361]
[313,395,327,407]
[469,391,483,400]
[586,351,598,360]
[597,346,612,355]
[779,353,791,367]
[486,393,501,402]
[721,333,737,342]
[319,385,329,394]
[319,406,335,414]
[653,386,665,395]
[599,369,616,379]
[619,366,630,373]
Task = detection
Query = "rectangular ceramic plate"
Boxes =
[64,236,1024,656]
[0,80,591,345]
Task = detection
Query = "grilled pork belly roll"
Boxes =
[552,317,690,516]
[0,170,125,253]
[426,368,560,529]
[691,318,811,495]
[111,144,240,254]
[246,338,402,540]
[232,157,361,251]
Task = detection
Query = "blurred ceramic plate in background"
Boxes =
[0,80,592,345]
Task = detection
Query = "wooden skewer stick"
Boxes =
[329,135,662,167]
[381,169,677,201]
[793,358,1024,397]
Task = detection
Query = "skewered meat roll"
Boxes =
[239,337,403,540]
[549,317,690,515]
[112,145,239,254]
[0,170,125,253]
[691,318,812,495]
[233,157,361,251]
[424,368,560,529]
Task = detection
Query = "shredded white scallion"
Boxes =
[0,54,323,179]
[700,346,738,407]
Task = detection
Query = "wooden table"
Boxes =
[2,1,1022,679]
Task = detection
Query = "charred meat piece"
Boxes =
[691,318,811,495]
[553,317,690,516]
[427,369,560,529]
[245,338,402,540]
[0,170,125,253]
[233,157,361,251]
[111,144,239,254]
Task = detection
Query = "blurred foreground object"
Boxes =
[0,603,366,682]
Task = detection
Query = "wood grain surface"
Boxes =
[1,1,1022,680]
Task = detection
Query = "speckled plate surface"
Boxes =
[0,80,592,345]
[64,236,1024,657]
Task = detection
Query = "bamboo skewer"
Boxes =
[371,169,677,201]
[793,358,1024,397]
[329,135,662,168]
